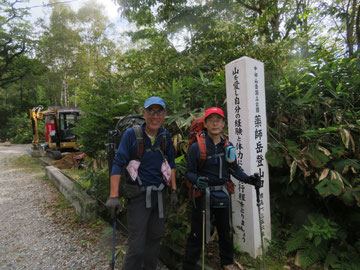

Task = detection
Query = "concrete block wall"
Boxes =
[45,166,97,219]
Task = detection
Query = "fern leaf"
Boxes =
[298,242,327,268]
[285,229,307,253]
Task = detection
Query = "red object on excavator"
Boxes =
[72,153,85,168]
[46,123,55,142]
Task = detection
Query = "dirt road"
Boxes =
[0,144,170,270]
[0,144,111,269]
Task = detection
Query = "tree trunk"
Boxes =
[60,83,64,106]
[62,70,69,107]
[346,0,357,56]
[356,2,360,52]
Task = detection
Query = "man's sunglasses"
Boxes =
[145,108,166,116]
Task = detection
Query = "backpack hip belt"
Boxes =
[140,183,165,219]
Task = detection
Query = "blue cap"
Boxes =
[144,97,166,109]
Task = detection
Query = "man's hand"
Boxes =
[196,176,209,189]
[248,173,262,189]
[105,197,121,219]
[170,189,179,206]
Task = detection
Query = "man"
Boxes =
[106,96,178,270]
[183,107,261,270]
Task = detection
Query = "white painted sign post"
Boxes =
[225,56,271,258]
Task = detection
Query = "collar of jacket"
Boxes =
[205,133,226,147]
[141,123,166,138]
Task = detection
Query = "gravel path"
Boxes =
[0,144,169,270]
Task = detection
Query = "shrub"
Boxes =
[5,112,45,144]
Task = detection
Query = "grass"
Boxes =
[43,191,107,243]
[232,233,324,270]
[4,154,44,172]
[62,167,93,189]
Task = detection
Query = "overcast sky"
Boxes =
[16,0,124,27]
[14,0,186,50]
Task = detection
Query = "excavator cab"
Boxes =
[45,106,81,152]
[59,112,77,141]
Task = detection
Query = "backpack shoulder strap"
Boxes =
[154,132,167,160]
[197,133,229,171]
[196,132,207,171]
[221,134,229,148]
[133,125,144,160]
[161,133,167,153]
[142,131,168,160]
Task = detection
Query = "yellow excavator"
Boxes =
[30,105,81,160]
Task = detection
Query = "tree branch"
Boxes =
[236,0,261,13]
[283,0,303,40]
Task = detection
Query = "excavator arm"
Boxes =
[29,106,44,149]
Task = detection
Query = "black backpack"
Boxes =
[113,115,145,150]
[107,115,166,199]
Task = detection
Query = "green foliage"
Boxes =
[286,229,308,253]
[285,214,360,269]
[79,165,109,204]
[297,243,327,269]
[315,178,343,197]
[324,242,360,270]
[0,0,32,87]
[267,49,360,205]
[164,154,191,245]
[165,201,190,247]
[75,78,139,159]
[161,70,226,116]
[303,215,340,245]
[2,0,360,268]
[266,141,284,168]
[267,50,360,268]
[3,112,44,144]
[285,215,334,268]
[5,154,44,172]
[36,0,117,107]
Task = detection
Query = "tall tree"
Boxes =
[37,0,117,107]
[320,0,360,56]
[113,0,318,44]
[37,0,80,106]
[0,0,32,87]
[73,0,117,105]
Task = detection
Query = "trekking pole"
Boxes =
[111,214,117,270]
[107,130,118,179]
[255,185,266,270]
[202,208,205,270]
[107,130,119,270]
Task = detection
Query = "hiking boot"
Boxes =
[222,264,238,270]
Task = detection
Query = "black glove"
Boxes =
[196,176,209,189]
[105,197,121,219]
[248,173,262,189]
[170,189,179,206]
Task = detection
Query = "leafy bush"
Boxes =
[75,78,144,159]
[266,49,360,268]
[4,112,45,144]
[286,214,360,269]
[79,163,110,204]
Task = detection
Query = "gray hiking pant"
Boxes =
[122,190,166,270]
